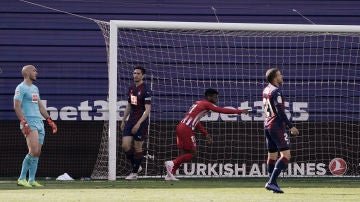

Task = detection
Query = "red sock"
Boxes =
[172,153,193,174]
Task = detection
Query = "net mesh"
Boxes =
[92,21,360,179]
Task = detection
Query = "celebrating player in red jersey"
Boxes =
[263,68,299,193]
[164,88,249,181]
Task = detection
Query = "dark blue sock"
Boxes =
[267,159,276,177]
[132,152,143,173]
[269,157,288,185]
[125,149,135,166]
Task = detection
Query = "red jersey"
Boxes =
[180,99,243,135]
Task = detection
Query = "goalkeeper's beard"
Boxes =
[30,75,37,82]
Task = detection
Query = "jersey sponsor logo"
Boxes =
[277,95,282,103]
[15,90,20,96]
[32,94,39,103]
[329,158,347,175]
[130,95,137,105]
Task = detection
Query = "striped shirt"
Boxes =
[181,99,243,135]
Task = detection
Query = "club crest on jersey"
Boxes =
[32,94,39,103]
[15,90,20,96]
[277,95,282,103]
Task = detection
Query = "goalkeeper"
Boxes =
[164,88,249,181]
[262,68,299,193]
[14,65,57,187]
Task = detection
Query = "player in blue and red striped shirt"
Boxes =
[262,68,299,193]
[121,66,151,180]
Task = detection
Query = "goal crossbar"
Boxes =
[111,20,360,33]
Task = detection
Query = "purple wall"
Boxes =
[1,0,360,121]
[0,0,359,177]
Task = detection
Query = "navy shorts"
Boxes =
[264,124,290,152]
[123,120,149,141]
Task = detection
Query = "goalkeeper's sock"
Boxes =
[266,158,276,177]
[269,157,288,185]
[125,149,135,166]
[132,152,143,173]
[172,153,193,174]
[28,157,39,182]
[19,154,33,180]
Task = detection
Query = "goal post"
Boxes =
[97,20,360,180]
[107,20,119,181]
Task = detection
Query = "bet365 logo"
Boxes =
[329,158,347,175]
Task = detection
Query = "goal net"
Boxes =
[92,20,360,180]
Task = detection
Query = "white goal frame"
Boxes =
[107,20,360,181]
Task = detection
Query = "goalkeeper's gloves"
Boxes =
[20,117,31,135]
[46,117,57,134]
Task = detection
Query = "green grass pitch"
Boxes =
[1,177,359,202]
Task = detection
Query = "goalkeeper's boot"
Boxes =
[29,181,44,187]
[17,179,32,188]
[165,174,179,181]
[164,161,174,176]
[125,173,138,180]
[265,182,284,193]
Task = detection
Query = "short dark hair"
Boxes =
[265,68,279,83]
[134,66,146,74]
[205,88,219,97]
